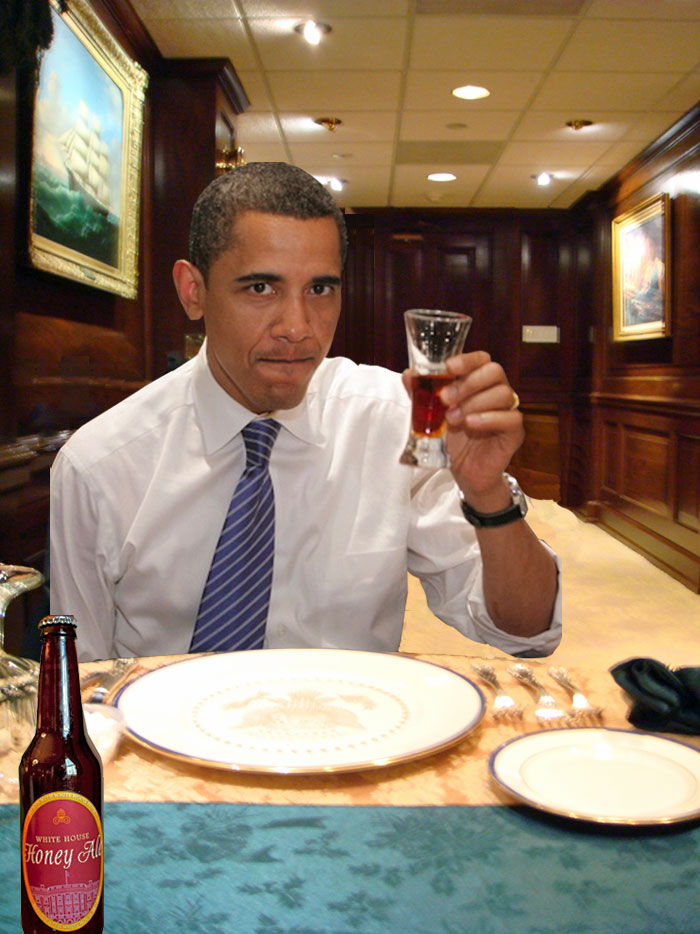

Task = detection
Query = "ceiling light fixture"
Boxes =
[532,172,552,186]
[566,119,593,131]
[314,116,343,132]
[428,173,456,182]
[452,85,490,101]
[315,175,345,192]
[294,20,331,45]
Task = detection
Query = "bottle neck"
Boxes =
[37,625,85,737]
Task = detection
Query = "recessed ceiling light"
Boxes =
[314,175,345,192]
[428,173,456,182]
[566,119,593,131]
[452,85,490,101]
[294,20,331,45]
[532,172,552,186]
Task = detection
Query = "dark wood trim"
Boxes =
[596,503,700,592]
[154,57,250,113]
[590,392,700,416]
[95,0,162,67]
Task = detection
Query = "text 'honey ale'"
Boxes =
[19,616,104,933]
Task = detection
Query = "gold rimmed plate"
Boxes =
[115,649,485,774]
[490,728,700,825]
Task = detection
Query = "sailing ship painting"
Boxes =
[30,5,124,270]
[59,100,112,217]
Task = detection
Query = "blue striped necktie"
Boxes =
[190,418,281,653]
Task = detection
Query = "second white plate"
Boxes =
[116,649,485,774]
[490,727,700,825]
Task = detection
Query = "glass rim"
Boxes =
[404,308,472,322]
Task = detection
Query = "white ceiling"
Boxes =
[130,0,700,209]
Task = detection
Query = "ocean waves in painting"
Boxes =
[31,163,119,269]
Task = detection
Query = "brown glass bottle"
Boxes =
[19,616,104,933]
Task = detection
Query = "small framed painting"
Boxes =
[27,0,148,298]
[612,194,670,341]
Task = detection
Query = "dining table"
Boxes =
[2,650,699,933]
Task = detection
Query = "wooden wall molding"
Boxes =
[577,102,700,592]
[590,400,700,592]
[590,392,700,417]
[0,1,251,650]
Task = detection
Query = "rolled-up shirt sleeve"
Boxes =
[406,468,562,657]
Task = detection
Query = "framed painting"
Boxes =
[612,194,670,341]
[27,0,148,299]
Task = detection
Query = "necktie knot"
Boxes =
[242,419,281,470]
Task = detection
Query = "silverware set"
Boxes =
[471,661,603,727]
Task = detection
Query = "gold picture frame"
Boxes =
[612,193,670,341]
[28,0,148,299]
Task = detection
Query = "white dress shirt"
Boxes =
[50,348,562,661]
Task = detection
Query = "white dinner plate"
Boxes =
[116,649,485,774]
[490,727,700,825]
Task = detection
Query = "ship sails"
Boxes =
[58,100,111,216]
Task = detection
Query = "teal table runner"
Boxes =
[2,802,698,933]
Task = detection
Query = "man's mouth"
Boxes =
[256,355,315,366]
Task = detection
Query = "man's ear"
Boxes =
[172,260,206,321]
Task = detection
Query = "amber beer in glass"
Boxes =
[400,309,472,468]
[19,616,104,933]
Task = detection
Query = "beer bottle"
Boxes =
[19,616,104,933]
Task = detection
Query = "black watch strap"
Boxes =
[460,473,528,528]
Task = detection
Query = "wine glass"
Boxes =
[0,563,43,796]
[399,309,472,469]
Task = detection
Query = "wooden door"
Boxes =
[373,229,492,372]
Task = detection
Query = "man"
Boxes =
[50,162,560,661]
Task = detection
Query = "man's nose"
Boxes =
[272,295,312,340]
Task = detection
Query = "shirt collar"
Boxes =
[191,341,325,455]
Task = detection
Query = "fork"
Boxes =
[471,662,523,721]
[81,658,136,703]
[508,663,568,727]
[548,666,603,723]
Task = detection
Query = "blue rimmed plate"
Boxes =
[116,649,485,774]
[490,727,700,825]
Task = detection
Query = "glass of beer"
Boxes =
[400,308,472,469]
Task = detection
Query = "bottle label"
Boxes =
[22,791,103,931]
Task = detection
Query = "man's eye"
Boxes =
[311,283,334,295]
[249,282,273,294]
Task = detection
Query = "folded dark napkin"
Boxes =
[610,657,700,734]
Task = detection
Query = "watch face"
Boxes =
[504,474,528,516]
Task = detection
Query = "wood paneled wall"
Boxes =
[2,1,699,599]
[1,2,247,440]
[574,106,700,592]
[334,209,590,503]
[0,1,247,643]
[4,0,160,441]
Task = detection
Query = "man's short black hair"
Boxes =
[188,162,348,281]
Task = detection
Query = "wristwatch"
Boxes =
[460,473,528,528]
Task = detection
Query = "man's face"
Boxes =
[187,211,343,413]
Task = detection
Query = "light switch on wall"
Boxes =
[522,325,560,343]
